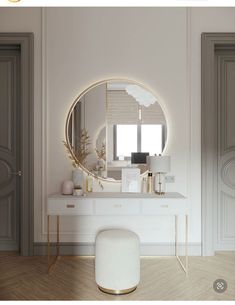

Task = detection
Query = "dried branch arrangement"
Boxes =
[95,142,106,161]
[76,129,91,166]
[63,128,104,190]
[63,140,79,168]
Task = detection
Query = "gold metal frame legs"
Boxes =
[175,215,188,275]
[46,214,188,276]
[98,285,137,295]
[47,215,60,273]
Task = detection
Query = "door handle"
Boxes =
[10,171,22,176]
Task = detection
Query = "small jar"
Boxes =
[73,188,83,196]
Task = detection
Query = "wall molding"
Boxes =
[34,242,201,256]
[41,8,48,238]
[186,8,192,203]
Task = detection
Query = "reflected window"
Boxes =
[114,124,163,160]
[141,125,162,155]
[116,125,137,158]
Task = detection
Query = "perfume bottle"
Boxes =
[86,175,93,193]
[147,172,153,193]
[142,177,147,193]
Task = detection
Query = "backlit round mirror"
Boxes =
[65,79,167,181]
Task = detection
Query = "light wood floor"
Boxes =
[0,252,234,300]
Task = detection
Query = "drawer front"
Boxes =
[47,198,93,215]
[142,199,187,215]
[95,199,141,215]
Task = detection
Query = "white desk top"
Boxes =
[49,192,185,199]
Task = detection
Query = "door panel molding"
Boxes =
[0,33,34,256]
[201,33,235,256]
[220,191,235,241]
[218,55,235,154]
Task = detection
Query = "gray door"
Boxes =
[215,48,235,250]
[0,46,21,251]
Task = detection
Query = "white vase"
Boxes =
[61,180,74,195]
[72,168,84,189]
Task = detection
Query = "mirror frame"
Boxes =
[65,78,168,183]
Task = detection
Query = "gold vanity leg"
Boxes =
[47,215,60,274]
[57,215,60,258]
[185,214,188,274]
[176,214,188,275]
[47,215,50,273]
[175,215,178,257]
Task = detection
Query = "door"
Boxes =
[215,47,235,250]
[0,46,21,251]
[202,33,235,255]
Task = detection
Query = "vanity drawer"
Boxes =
[142,199,187,215]
[94,199,141,215]
[47,198,93,215]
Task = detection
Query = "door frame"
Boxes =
[201,33,235,256]
[0,33,34,256]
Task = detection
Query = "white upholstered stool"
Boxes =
[95,229,140,295]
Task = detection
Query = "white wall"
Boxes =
[45,8,188,189]
[44,7,190,245]
[1,7,235,253]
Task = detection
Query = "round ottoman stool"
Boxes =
[95,229,140,295]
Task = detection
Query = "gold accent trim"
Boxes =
[65,78,169,183]
[98,285,137,295]
[175,214,189,275]
[47,215,60,274]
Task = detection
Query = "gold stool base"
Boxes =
[98,285,137,295]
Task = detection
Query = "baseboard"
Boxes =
[0,243,18,251]
[34,242,201,256]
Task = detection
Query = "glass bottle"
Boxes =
[147,172,153,194]
[142,177,147,193]
[86,175,93,193]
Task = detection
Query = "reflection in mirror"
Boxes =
[68,84,107,177]
[67,80,167,181]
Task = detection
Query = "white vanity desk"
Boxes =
[47,192,188,274]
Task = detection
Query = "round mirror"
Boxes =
[65,79,167,181]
